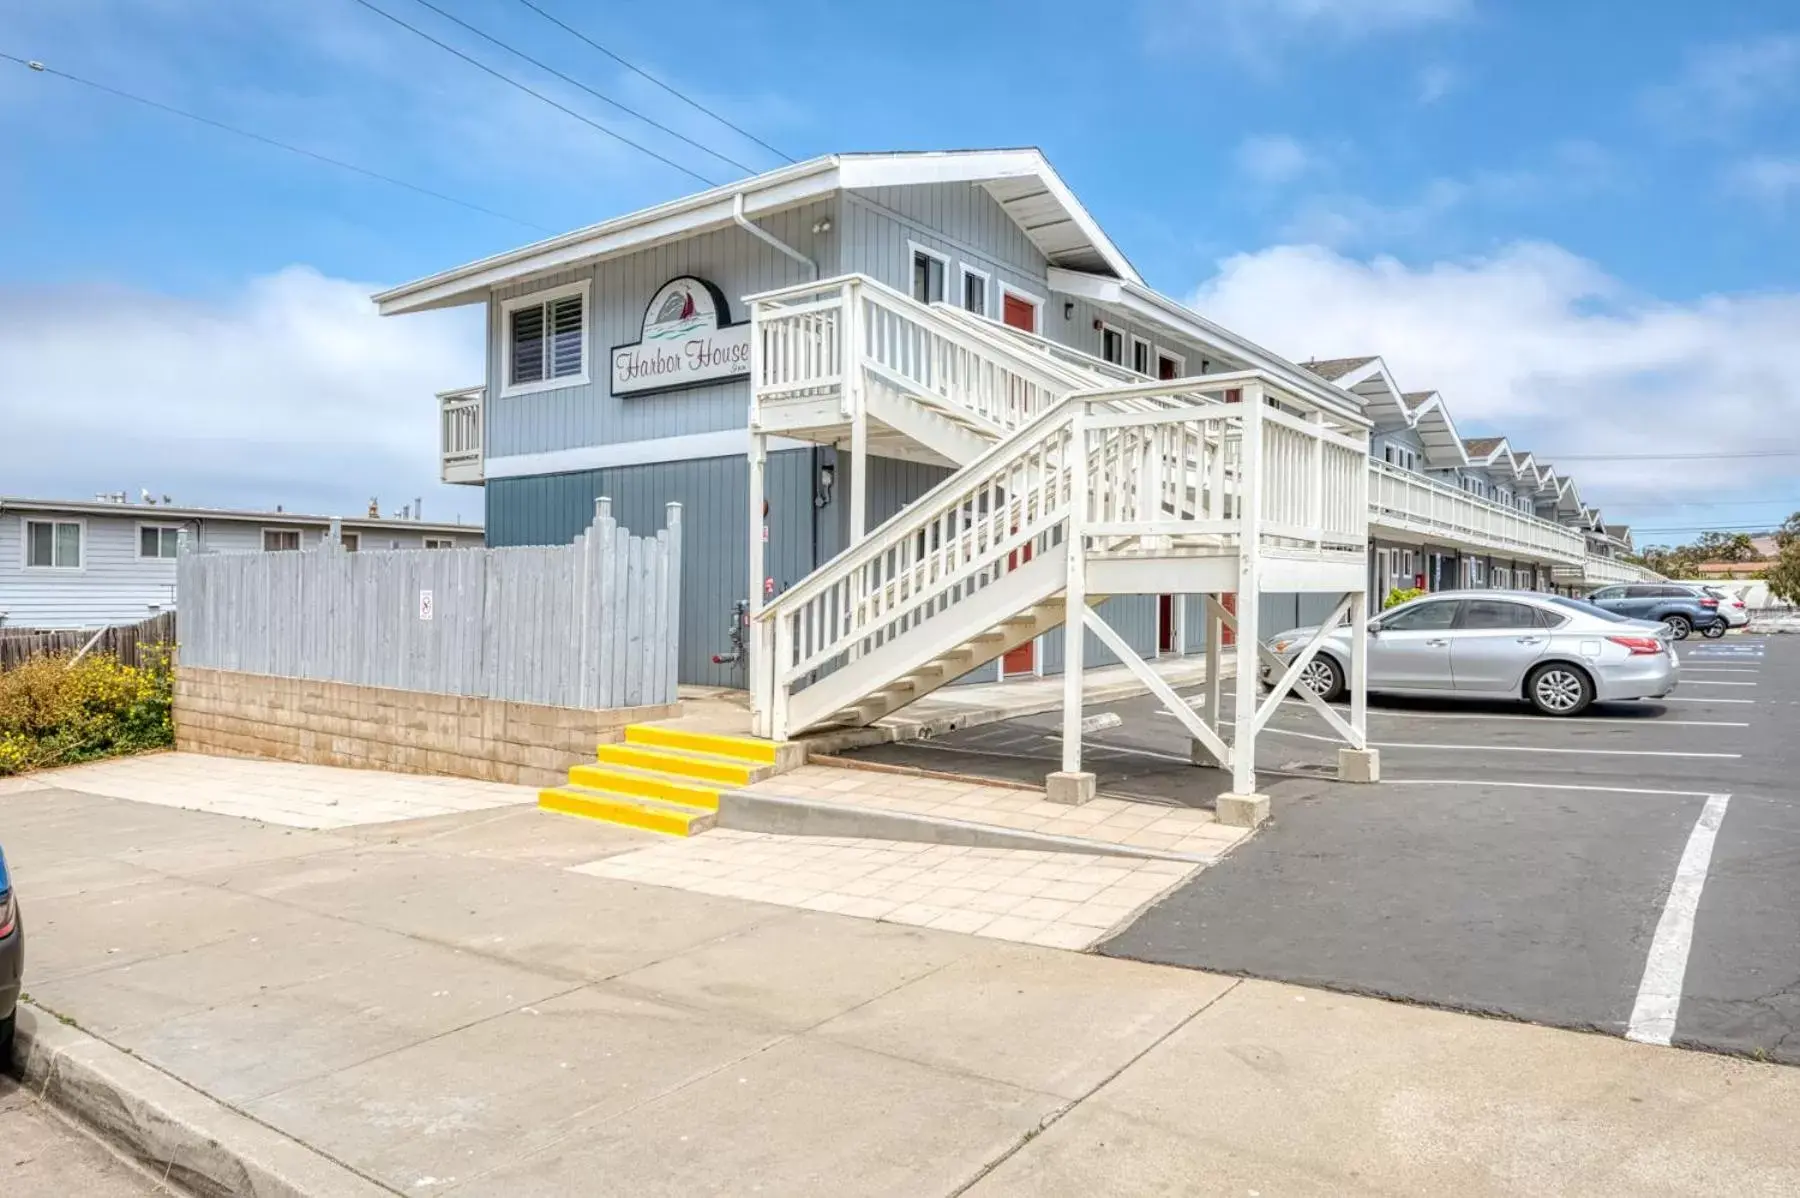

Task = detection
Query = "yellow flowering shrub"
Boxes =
[0,645,173,775]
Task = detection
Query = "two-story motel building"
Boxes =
[377,149,1659,690]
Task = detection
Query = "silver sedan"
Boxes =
[1264,590,1679,716]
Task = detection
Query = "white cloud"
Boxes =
[1149,0,1469,62]
[1643,34,1800,135]
[0,269,485,523]
[1417,62,1456,104]
[1235,134,1317,184]
[1724,155,1800,210]
[1188,242,1800,508]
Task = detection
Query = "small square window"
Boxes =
[340,532,360,552]
[139,526,180,559]
[424,537,455,550]
[911,248,946,304]
[1100,326,1124,365]
[960,269,986,315]
[263,528,301,552]
[1131,338,1151,375]
[503,282,588,393]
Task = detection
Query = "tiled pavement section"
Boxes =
[5,751,536,829]
[743,765,1251,859]
[572,830,1197,950]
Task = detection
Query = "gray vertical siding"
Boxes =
[486,200,836,458]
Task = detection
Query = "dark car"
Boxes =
[0,846,17,1059]
[1585,583,1726,640]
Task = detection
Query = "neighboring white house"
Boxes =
[0,496,485,629]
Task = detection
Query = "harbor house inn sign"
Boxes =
[612,276,751,396]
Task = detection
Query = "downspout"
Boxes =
[732,191,826,571]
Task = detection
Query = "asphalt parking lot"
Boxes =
[843,634,1800,1063]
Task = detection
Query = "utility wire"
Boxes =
[1,51,552,232]
[398,0,757,175]
[512,0,793,163]
[346,0,718,187]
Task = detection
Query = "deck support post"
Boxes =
[1220,382,1268,827]
[1338,587,1379,782]
[747,430,771,738]
[1197,594,1224,766]
[1050,407,1096,804]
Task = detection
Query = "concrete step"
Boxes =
[539,785,715,836]
[567,762,725,810]
[624,723,780,766]
[595,741,772,786]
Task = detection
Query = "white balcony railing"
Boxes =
[1368,459,1586,563]
[1554,555,1666,587]
[439,386,484,485]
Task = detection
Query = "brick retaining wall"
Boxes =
[174,667,679,788]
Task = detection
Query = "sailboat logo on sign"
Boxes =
[612,275,751,396]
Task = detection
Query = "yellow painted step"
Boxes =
[539,786,714,836]
[595,742,764,786]
[567,762,724,810]
[624,723,778,766]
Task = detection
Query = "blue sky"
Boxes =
[3,0,1798,542]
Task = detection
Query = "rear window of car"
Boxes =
[1545,595,1631,623]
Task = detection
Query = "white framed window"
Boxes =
[1154,347,1185,380]
[262,528,301,552]
[909,243,949,304]
[1098,322,1125,366]
[1130,335,1152,376]
[424,537,456,550]
[339,532,361,552]
[138,524,181,560]
[997,282,1043,333]
[957,263,990,316]
[24,518,83,570]
[499,279,589,397]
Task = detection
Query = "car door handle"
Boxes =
[1425,638,1450,647]
[1515,636,1544,644]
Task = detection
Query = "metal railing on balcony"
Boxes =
[439,386,484,485]
[1367,459,1586,563]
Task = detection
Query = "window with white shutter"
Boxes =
[500,281,590,395]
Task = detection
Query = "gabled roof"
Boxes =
[1463,436,1506,458]
[1302,356,1379,382]
[375,149,1139,314]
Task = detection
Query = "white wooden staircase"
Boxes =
[745,273,1376,803]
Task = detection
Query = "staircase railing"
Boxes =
[752,374,1370,738]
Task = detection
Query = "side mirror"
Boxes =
[1367,620,1383,635]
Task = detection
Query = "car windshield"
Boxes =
[1545,595,1631,623]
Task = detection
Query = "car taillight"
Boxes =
[1699,598,1718,607]
[0,890,14,939]
[1608,636,1665,656]
[1733,601,1745,609]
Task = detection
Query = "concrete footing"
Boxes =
[1337,747,1382,783]
[1046,770,1098,806]
[1215,792,1270,828]
[1189,738,1224,768]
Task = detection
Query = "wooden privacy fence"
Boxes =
[177,501,682,709]
[0,611,178,672]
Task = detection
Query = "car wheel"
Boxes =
[1528,662,1593,716]
[1296,654,1345,702]
[1662,614,1692,640]
[1702,621,1726,639]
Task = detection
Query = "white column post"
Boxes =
[747,431,770,737]
[1220,381,1267,827]
[1049,407,1094,805]
[1195,595,1224,767]
[844,278,869,546]
[1336,585,1380,782]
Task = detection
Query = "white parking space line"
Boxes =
[1259,727,1741,758]
[1152,709,1749,729]
[1679,667,1762,674]
[1383,779,1715,798]
[1627,793,1733,1047]
[1680,680,1758,687]
[1663,696,1755,704]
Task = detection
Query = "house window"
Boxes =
[25,520,81,569]
[262,528,301,552]
[501,281,588,394]
[340,532,360,552]
[139,525,181,560]
[1100,325,1124,365]
[910,245,947,304]
[958,264,989,316]
[1131,336,1152,376]
[1156,350,1183,380]
[424,537,456,549]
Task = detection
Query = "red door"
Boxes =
[1220,592,1238,647]
[1158,595,1176,654]
[998,290,1040,677]
[1158,355,1180,381]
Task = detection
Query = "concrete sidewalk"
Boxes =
[5,767,1800,1195]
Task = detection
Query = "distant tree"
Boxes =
[1776,511,1800,552]
[1694,530,1757,563]
[1766,542,1800,604]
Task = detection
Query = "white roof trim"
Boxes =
[0,497,481,535]
[1047,268,1366,425]
[375,150,1138,315]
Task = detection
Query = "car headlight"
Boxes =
[1271,639,1294,654]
